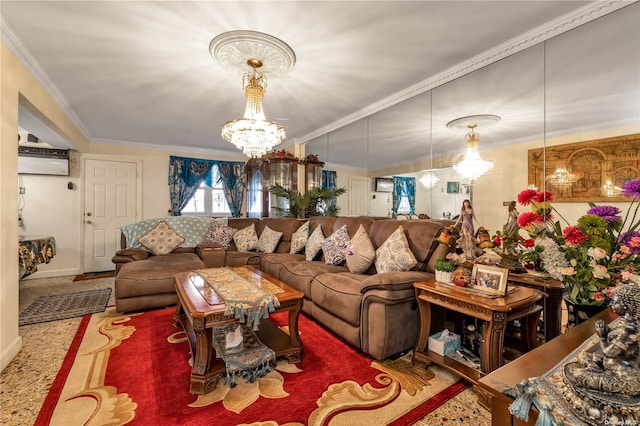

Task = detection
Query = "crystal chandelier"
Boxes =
[547,167,575,189]
[447,115,499,182]
[420,171,439,188]
[221,58,286,158]
[601,180,622,197]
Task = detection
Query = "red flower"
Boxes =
[517,211,543,228]
[533,191,553,203]
[523,239,535,248]
[562,225,588,246]
[517,189,538,206]
[493,236,502,247]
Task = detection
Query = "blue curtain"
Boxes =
[168,156,216,216]
[392,176,416,218]
[168,155,246,217]
[217,161,247,217]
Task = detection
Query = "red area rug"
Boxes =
[36,308,468,425]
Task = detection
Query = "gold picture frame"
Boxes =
[471,264,509,296]
[528,133,640,202]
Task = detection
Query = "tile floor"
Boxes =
[0,275,491,426]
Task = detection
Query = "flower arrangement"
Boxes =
[299,153,321,164]
[515,181,640,306]
[264,149,298,161]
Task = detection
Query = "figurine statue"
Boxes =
[504,200,519,238]
[456,228,477,262]
[560,281,640,424]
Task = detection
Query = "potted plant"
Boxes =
[268,184,347,218]
[434,257,456,283]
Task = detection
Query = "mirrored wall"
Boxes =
[304,3,640,234]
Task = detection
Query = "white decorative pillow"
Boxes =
[374,225,417,273]
[322,224,351,265]
[290,221,309,254]
[203,223,236,248]
[346,224,375,274]
[257,225,283,254]
[305,225,325,261]
[138,220,185,256]
[233,224,259,252]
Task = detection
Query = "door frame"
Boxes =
[80,154,142,272]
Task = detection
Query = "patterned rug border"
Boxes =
[19,288,112,326]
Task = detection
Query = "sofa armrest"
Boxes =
[196,243,225,268]
[112,248,150,274]
[360,271,433,293]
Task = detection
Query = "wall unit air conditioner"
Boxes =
[18,146,69,176]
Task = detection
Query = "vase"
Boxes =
[563,296,608,330]
[435,270,453,284]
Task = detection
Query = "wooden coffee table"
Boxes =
[173,266,304,394]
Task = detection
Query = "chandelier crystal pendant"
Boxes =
[221,58,286,158]
[447,114,500,182]
[547,167,575,189]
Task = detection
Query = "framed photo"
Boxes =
[446,181,459,194]
[459,184,470,194]
[471,264,509,296]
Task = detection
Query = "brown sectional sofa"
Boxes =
[112,215,451,360]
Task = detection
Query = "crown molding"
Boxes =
[90,138,248,160]
[1,17,93,141]
[296,0,635,144]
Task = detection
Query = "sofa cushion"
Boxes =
[261,253,305,279]
[346,224,375,274]
[138,220,185,256]
[305,225,325,261]
[374,225,417,273]
[279,260,349,300]
[310,272,367,327]
[322,224,350,265]
[203,223,236,248]
[233,223,259,252]
[257,225,283,253]
[290,221,309,254]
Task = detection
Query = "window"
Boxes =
[397,195,411,214]
[181,166,231,215]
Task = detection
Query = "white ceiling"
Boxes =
[2,1,638,170]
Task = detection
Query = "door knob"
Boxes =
[86,212,92,217]
[86,220,93,224]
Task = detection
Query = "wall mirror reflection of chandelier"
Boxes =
[546,167,575,189]
[446,114,501,182]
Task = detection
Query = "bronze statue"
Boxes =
[560,281,640,424]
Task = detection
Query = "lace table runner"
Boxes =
[195,267,282,330]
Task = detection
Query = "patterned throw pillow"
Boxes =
[165,216,216,247]
[345,224,376,274]
[257,225,283,253]
[138,220,185,256]
[203,223,236,248]
[290,221,309,254]
[322,224,350,265]
[374,225,417,273]
[305,225,325,261]
[121,218,161,249]
[233,223,259,252]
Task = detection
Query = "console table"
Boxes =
[477,308,616,426]
[507,272,564,341]
[412,279,543,386]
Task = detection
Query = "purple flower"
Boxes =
[587,205,622,223]
[621,179,640,198]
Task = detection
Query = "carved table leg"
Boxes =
[191,316,212,376]
[485,311,506,373]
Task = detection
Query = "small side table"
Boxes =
[412,279,543,386]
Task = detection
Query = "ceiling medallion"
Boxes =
[209,30,296,75]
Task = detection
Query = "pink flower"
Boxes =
[518,212,543,228]
[593,292,604,301]
[592,264,610,279]
[517,189,538,206]
[562,226,588,246]
[561,267,576,276]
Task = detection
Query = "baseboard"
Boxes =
[0,335,23,372]
[21,268,82,280]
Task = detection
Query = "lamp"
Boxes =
[447,115,500,181]
[221,58,285,158]
[420,171,439,188]
[210,30,296,158]
[547,167,575,189]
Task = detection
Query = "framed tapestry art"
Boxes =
[528,133,640,202]
[446,182,459,194]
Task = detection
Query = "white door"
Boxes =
[348,177,370,216]
[83,158,139,272]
